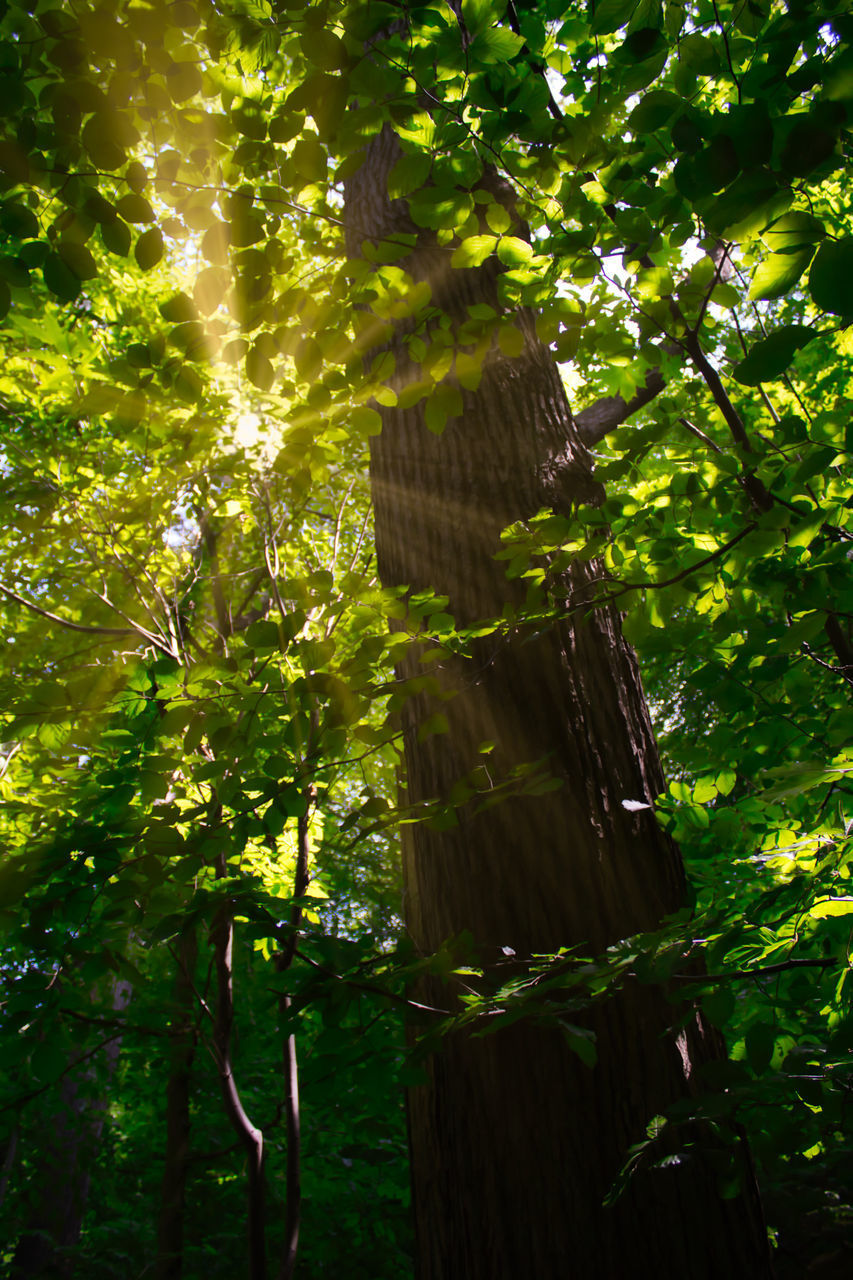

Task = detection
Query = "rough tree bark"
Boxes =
[11,975,132,1279]
[155,929,198,1280]
[345,127,772,1279]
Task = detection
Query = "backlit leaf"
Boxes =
[809,898,853,918]
[101,216,131,257]
[749,249,813,301]
[134,227,164,270]
[57,241,98,281]
[809,238,853,316]
[43,252,81,301]
[451,235,497,268]
[246,346,275,390]
[733,326,814,385]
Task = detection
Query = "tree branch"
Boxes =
[212,851,267,1280]
[0,581,137,638]
[574,369,666,445]
[674,956,836,983]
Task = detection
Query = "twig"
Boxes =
[673,956,837,983]
[0,581,140,639]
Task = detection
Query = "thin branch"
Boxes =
[212,850,267,1280]
[60,1007,172,1037]
[679,331,774,514]
[579,523,756,605]
[0,581,138,638]
[506,0,563,120]
[691,239,734,337]
[292,947,452,1018]
[673,956,837,982]
[0,1031,124,1116]
[678,416,723,454]
[275,785,316,1280]
[278,992,301,1280]
[680,330,754,453]
[574,369,666,446]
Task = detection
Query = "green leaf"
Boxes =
[561,1023,597,1067]
[301,28,347,72]
[745,1023,776,1074]
[127,341,151,368]
[125,159,148,193]
[809,239,853,316]
[135,227,164,270]
[166,61,203,103]
[42,252,81,301]
[230,206,265,248]
[485,203,511,234]
[809,898,853,919]
[57,241,98,281]
[0,255,30,288]
[425,383,463,434]
[18,241,48,268]
[116,193,155,223]
[292,135,327,184]
[590,0,636,35]
[245,620,281,650]
[780,117,837,177]
[763,212,825,253]
[169,321,209,359]
[715,769,736,796]
[0,277,10,321]
[388,152,432,200]
[692,776,717,804]
[0,201,38,238]
[351,405,382,436]
[193,265,230,315]
[704,172,786,237]
[101,216,131,257]
[408,187,473,231]
[732,326,814,385]
[761,761,848,802]
[496,236,533,266]
[269,112,300,144]
[451,235,497,268]
[159,292,197,323]
[679,33,719,74]
[702,986,735,1029]
[725,102,773,168]
[749,249,813,302]
[470,28,525,62]
[202,222,230,265]
[628,91,681,134]
[81,112,126,169]
[461,0,504,35]
[246,346,275,391]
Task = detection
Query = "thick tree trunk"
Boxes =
[345,129,772,1279]
[11,976,131,1279]
[155,930,198,1280]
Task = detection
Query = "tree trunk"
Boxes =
[345,128,772,1279]
[155,930,198,1280]
[211,863,267,1280]
[11,976,132,1279]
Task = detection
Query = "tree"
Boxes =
[0,0,851,1276]
[344,120,771,1280]
[10,973,132,1278]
